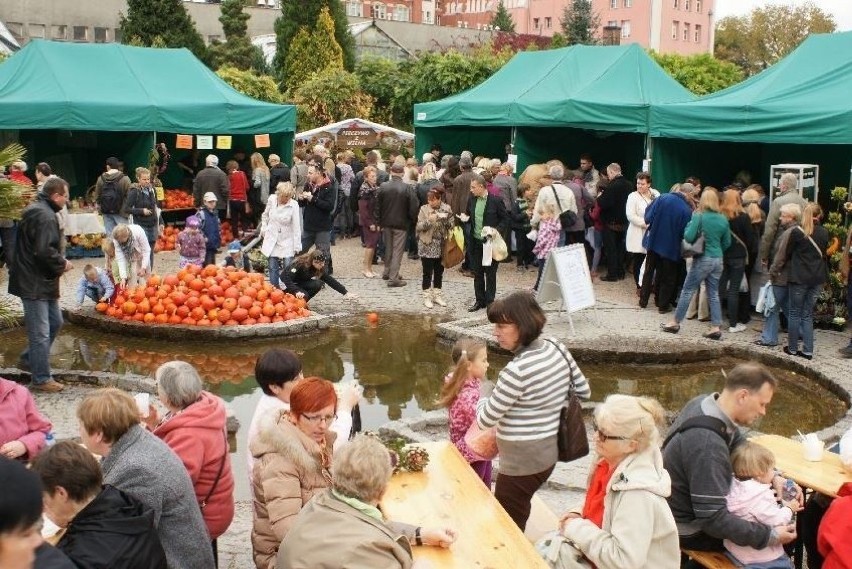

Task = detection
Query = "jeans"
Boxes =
[267,256,293,289]
[469,238,500,304]
[760,285,789,345]
[722,258,746,327]
[20,299,63,384]
[102,213,128,238]
[787,283,821,355]
[588,227,603,272]
[674,256,723,326]
[725,552,793,569]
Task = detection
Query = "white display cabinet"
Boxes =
[769,164,819,203]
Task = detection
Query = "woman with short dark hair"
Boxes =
[476,292,590,530]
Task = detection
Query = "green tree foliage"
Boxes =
[282,7,344,94]
[273,0,355,80]
[354,57,400,125]
[715,1,836,76]
[290,69,373,130]
[490,1,516,33]
[560,0,600,45]
[208,0,266,72]
[0,53,7,64]
[216,66,285,104]
[650,52,744,95]
[550,33,568,49]
[120,0,208,63]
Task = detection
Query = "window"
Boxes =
[423,10,433,23]
[73,26,88,41]
[396,6,409,21]
[696,0,702,12]
[607,20,618,27]
[685,0,690,10]
[208,34,221,44]
[673,0,679,7]
[114,28,123,43]
[545,16,552,28]
[623,0,632,6]
[671,20,679,39]
[610,0,617,8]
[371,3,386,19]
[682,22,690,41]
[94,27,108,43]
[533,17,539,28]
[621,20,631,38]
[346,1,363,17]
[694,24,702,43]
[29,23,46,39]
[52,25,67,40]
[5,22,23,38]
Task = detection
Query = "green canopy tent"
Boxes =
[413,43,695,175]
[649,31,852,193]
[0,40,296,195]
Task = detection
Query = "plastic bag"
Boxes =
[491,232,508,262]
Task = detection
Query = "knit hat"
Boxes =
[185,215,200,228]
[203,192,217,203]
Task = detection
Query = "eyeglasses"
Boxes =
[592,422,630,442]
[302,413,337,425]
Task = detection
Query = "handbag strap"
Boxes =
[797,226,824,258]
[200,430,228,510]
[545,339,577,398]
[550,185,563,212]
[729,228,750,266]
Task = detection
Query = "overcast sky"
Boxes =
[714,0,852,31]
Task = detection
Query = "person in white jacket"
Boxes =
[260,182,302,290]
[111,223,150,288]
[625,172,660,290]
[557,394,679,569]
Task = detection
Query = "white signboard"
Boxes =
[536,244,595,313]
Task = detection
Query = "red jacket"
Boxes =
[153,391,234,539]
[228,170,249,201]
[819,482,852,569]
[8,171,33,186]
[0,377,52,459]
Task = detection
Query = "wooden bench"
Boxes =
[683,549,737,569]
[525,495,560,543]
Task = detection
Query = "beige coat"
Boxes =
[277,489,415,569]
[250,410,335,569]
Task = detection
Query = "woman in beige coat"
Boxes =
[250,377,337,569]
[415,186,453,309]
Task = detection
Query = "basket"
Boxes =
[65,245,104,259]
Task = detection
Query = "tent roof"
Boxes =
[650,31,852,144]
[0,40,295,134]
[296,118,413,141]
[413,43,695,133]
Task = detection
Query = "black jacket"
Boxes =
[298,177,336,232]
[270,163,291,193]
[597,175,633,225]
[125,185,158,229]
[465,193,509,238]
[57,485,167,569]
[724,212,757,262]
[34,543,75,569]
[785,224,830,286]
[281,261,347,297]
[9,193,67,300]
[192,166,229,209]
[374,177,418,230]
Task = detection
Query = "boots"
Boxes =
[432,288,447,307]
[423,289,434,309]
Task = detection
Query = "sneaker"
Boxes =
[728,323,748,333]
[30,379,65,393]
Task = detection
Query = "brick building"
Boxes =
[342,1,440,25]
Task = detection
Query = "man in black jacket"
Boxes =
[463,175,509,311]
[192,154,229,220]
[32,441,167,569]
[298,162,336,271]
[375,162,418,287]
[10,177,72,393]
[597,162,633,281]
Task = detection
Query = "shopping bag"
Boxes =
[442,230,464,269]
[491,232,509,262]
[464,422,499,461]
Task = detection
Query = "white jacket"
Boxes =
[563,445,679,569]
[260,196,302,259]
[113,223,151,281]
[625,189,659,253]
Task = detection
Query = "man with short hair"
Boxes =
[298,162,336,270]
[10,177,73,393]
[597,163,633,281]
[192,154,229,218]
[94,156,132,236]
[663,363,799,555]
[579,153,600,197]
[462,175,509,311]
[452,156,477,274]
[374,162,418,287]
[759,172,807,265]
[268,154,290,194]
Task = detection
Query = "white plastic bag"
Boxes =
[482,240,493,267]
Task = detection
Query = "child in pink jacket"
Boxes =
[725,442,798,568]
[0,377,52,461]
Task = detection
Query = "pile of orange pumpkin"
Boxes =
[95,264,310,326]
[162,189,195,210]
[153,221,236,253]
[115,347,259,383]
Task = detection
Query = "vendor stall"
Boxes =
[295,118,414,155]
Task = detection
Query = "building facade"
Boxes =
[342,1,438,25]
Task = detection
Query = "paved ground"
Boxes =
[3,236,852,568]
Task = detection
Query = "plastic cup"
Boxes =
[134,393,150,418]
[802,438,824,462]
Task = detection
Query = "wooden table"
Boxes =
[381,441,549,569]
[752,434,852,497]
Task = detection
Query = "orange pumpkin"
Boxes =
[95,302,108,313]
[122,301,137,315]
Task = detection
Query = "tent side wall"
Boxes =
[414,127,512,163]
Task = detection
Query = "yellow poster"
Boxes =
[216,135,232,150]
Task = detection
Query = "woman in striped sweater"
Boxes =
[476,292,591,530]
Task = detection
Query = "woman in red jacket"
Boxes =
[227,159,250,236]
[144,361,235,562]
[818,482,852,569]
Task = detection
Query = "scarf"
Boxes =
[359,181,378,200]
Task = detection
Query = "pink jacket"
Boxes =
[724,478,793,564]
[153,391,235,539]
[533,217,562,260]
[0,377,52,459]
[445,373,482,463]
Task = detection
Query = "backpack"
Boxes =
[99,176,123,214]
[662,415,730,449]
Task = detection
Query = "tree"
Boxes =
[273,0,355,80]
[354,57,400,125]
[120,0,208,63]
[715,2,836,76]
[290,69,373,130]
[216,66,285,104]
[490,1,516,33]
[560,0,600,45]
[208,0,266,71]
[282,7,344,94]
[650,52,744,95]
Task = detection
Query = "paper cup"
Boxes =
[134,393,150,418]
[803,438,824,462]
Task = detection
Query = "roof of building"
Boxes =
[348,18,492,55]
[0,20,21,55]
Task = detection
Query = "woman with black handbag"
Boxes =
[476,292,590,530]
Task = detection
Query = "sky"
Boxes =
[714,0,852,31]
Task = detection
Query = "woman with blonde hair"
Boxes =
[720,189,757,333]
[260,182,302,290]
[112,223,151,288]
[663,190,731,339]
[250,153,270,226]
[553,394,679,569]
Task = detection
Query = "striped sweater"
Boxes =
[477,337,590,442]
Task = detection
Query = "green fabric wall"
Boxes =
[414,126,512,162]
[514,128,646,177]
